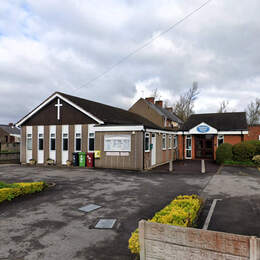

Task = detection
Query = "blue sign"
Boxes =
[197,125,210,133]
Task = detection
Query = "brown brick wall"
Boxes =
[56,125,62,165]
[224,135,243,145]
[82,124,88,153]
[21,126,26,163]
[69,125,74,161]
[32,126,38,161]
[129,99,164,128]
[44,126,49,163]
[245,125,260,141]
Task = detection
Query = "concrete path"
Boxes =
[0,165,213,260]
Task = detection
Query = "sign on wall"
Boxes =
[104,135,131,152]
[196,125,210,133]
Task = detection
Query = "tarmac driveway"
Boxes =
[0,165,213,260]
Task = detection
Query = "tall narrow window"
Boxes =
[173,135,178,149]
[38,133,43,150]
[75,133,81,151]
[145,133,150,152]
[162,134,166,150]
[63,133,68,151]
[27,134,32,150]
[50,133,56,151]
[88,132,95,152]
[168,135,172,149]
[217,135,224,146]
[185,135,192,159]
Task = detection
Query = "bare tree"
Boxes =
[246,98,260,125]
[173,82,199,121]
[217,100,229,113]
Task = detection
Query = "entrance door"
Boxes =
[195,135,214,159]
[37,126,44,164]
[151,133,156,165]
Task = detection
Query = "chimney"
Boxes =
[8,123,14,128]
[166,107,173,112]
[155,100,163,107]
[145,97,155,104]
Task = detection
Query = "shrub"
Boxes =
[128,195,203,255]
[252,155,260,166]
[244,140,260,155]
[0,182,46,203]
[216,143,233,164]
[233,142,256,161]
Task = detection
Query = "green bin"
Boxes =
[78,152,86,167]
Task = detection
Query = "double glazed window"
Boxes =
[75,133,81,151]
[185,135,192,158]
[26,134,32,150]
[50,133,56,151]
[63,133,68,151]
[38,133,43,150]
[162,134,166,150]
[88,132,95,152]
[173,135,178,149]
[168,135,172,149]
[145,133,150,152]
[217,135,224,146]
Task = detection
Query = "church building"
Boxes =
[16,92,178,170]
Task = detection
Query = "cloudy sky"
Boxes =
[0,0,260,123]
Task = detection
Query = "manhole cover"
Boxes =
[95,219,117,229]
[79,204,102,213]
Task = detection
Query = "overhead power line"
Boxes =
[75,0,213,91]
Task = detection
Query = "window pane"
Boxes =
[76,138,81,151]
[39,139,43,150]
[51,138,56,150]
[89,138,94,151]
[27,139,32,150]
[145,137,149,151]
[76,133,81,138]
[63,139,68,151]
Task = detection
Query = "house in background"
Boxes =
[0,123,21,152]
[129,97,183,129]
[245,124,260,141]
[16,92,177,170]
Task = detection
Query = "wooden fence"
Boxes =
[139,220,260,260]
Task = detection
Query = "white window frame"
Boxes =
[185,135,192,159]
[173,135,178,149]
[75,132,82,152]
[162,134,166,150]
[168,135,172,149]
[38,133,44,151]
[217,135,224,147]
[259,135,260,141]
[26,133,32,150]
[145,133,150,152]
[88,132,95,152]
[62,133,68,151]
[50,133,56,151]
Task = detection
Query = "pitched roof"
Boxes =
[17,92,164,130]
[142,99,183,124]
[181,112,248,131]
[0,125,20,135]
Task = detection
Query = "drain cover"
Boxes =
[95,219,117,229]
[79,204,102,213]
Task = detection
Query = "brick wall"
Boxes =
[245,125,260,141]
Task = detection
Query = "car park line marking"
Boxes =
[203,199,222,230]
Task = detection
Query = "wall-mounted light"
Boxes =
[132,131,135,135]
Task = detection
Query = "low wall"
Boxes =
[139,220,260,260]
[0,152,20,164]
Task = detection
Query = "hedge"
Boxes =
[128,195,203,255]
[232,142,256,161]
[216,143,233,164]
[0,182,46,203]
